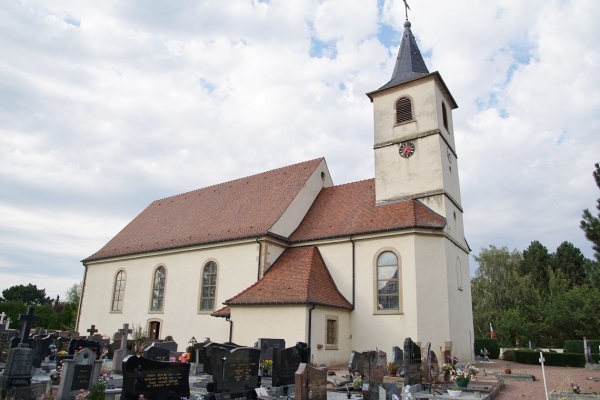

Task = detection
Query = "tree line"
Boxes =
[472,163,600,348]
[0,283,81,331]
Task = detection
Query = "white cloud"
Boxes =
[0,0,599,297]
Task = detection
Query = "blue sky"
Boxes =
[1,0,599,299]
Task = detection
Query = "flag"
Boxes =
[490,323,495,339]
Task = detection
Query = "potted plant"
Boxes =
[388,362,399,376]
[260,359,273,376]
[451,363,479,388]
[352,375,363,391]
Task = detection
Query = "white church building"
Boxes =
[77,20,474,366]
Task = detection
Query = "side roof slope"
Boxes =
[84,158,324,262]
[290,179,446,242]
[224,246,352,309]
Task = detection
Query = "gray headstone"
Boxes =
[113,324,132,374]
[57,348,103,400]
[403,337,422,385]
[0,343,34,399]
[585,337,594,364]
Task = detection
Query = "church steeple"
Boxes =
[377,20,429,92]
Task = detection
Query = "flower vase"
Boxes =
[262,369,269,376]
[456,380,468,389]
[444,372,450,382]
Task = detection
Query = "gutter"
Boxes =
[226,316,233,342]
[256,237,262,280]
[350,237,356,310]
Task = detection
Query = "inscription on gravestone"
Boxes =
[211,347,260,393]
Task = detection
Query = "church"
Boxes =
[77,19,474,367]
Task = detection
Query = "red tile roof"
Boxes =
[83,158,324,262]
[212,305,231,318]
[289,179,446,242]
[225,246,352,309]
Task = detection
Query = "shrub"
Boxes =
[564,340,600,355]
[513,350,585,367]
[502,349,514,361]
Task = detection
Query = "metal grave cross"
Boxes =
[0,312,5,323]
[18,306,40,344]
[480,347,490,362]
[87,324,99,338]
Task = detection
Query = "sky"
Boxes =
[1,0,599,300]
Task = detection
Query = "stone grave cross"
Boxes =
[18,307,40,344]
[86,325,99,339]
[118,324,132,352]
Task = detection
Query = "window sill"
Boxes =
[325,345,338,350]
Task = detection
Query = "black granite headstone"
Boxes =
[211,347,260,393]
[402,337,422,385]
[203,342,242,375]
[272,342,306,387]
[143,344,171,362]
[121,355,190,400]
[68,338,102,359]
[257,338,285,362]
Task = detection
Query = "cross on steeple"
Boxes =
[403,0,411,20]
[87,324,99,337]
[18,306,40,344]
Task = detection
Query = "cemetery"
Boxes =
[3,308,600,400]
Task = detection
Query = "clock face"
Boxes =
[399,141,415,158]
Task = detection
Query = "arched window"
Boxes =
[199,261,217,311]
[396,97,413,124]
[111,270,126,312]
[377,251,401,311]
[150,266,166,312]
[442,102,449,131]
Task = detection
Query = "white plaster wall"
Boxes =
[309,307,351,366]
[313,241,354,306]
[270,159,333,237]
[228,305,308,348]
[79,241,260,350]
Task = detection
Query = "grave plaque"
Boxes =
[71,365,93,390]
[121,355,190,400]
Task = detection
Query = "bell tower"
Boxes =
[366,20,467,249]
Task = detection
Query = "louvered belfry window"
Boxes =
[396,97,412,124]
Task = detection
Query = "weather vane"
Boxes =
[403,0,411,20]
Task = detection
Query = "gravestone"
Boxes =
[402,337,422,385]
[30,336,53,369]
[443,342,452,365]
[121,355,190,400]
[143,344,171,362]
[421,342,439,384]
[68,338,102,360]
[272,342,307,387]
[364,350,387,400]
[57,348,103,400]
[113,324,133,374]
[153,341,178,360]
[211,346,261,394]
[348,351,368,376]
[392,346,403,365]
[257,338,285,363]
[86,325,99,339]
[17,308,40,346]
[202,341,242,375]
[295,363,326,400]
[0,343,34,399]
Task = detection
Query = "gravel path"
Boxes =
[476,360,600,399]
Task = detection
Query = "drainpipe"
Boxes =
[256,237,262,280]
[350,237,356,310]
[75,264,88,331]
[226,317,233,342]
[307,303,316,349]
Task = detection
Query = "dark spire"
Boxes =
[378,20,429,91]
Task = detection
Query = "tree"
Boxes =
[552,241,589,287]
[1,284,51,305]
[65,282,82,307]
[520,241,552,293]
[581,163,600,262]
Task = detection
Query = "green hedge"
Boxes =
[564,340,600,355]
[474,338,500,359]
[513,350,585,367]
